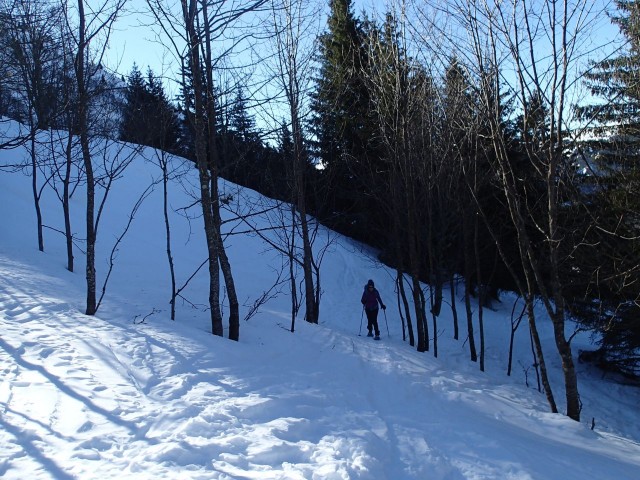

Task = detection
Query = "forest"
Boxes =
[0,0,638,424]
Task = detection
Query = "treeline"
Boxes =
[0,0,638,423]
[119,65,293,203]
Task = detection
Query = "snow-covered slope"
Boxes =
[1,121,639,479]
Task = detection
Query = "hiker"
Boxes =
[361,279,386,339]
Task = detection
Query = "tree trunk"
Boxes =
[413,274,427,352]
[395,270,406,341]
[301,212,316,323]
[182,0,222,336]
[462,212,477,362]
[474,210,485,371]
[292,110,316,324]
[289,207,298,332]
[450,274,459,340]
[29,128,44,252]
[525,297,558,412]
[202,0,239,340]
[76,0,97,316]
[216,215,239,340]
[161,155,176,320]
[397,270,414,346]
[63,129,74,272]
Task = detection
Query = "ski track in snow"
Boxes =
[0,256,510,479]
[0,257,414,479]
[2,255,640,479]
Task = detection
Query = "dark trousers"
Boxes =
[365,308,380,336]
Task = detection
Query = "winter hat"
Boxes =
[367,279,375,287]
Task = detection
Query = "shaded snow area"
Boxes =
[1,122,639,479]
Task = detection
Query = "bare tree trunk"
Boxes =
[474,209,485,371]
[295,118,316,324]
[412,273,428,352]
[429,281,439,358]
[392,174,413,345]
[289,206,298,332]
[4,0,59,253]
[426,209,441,358]
[29,127,44,252]
[528,309,542,393]
[159,153,177,320]
[450,274,459,340]
[406,182,428,352]
[526,296,557,412]
[57,23,77,274]
[217,218,239,339]
[201,0,239,340]
[181,0,223,336]
[395,270,408,342]
[462,211,477,362]
[63,130,74,272]
[202,14,223,338]
[72,0,126,314]
[507,299,525,377]
[75,0,96,316]
[269,0,318,325]
[473,174,559,411]
[289,53,315,324]
[400,278,414,346]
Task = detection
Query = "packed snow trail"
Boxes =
[1,123,640,479]
[2,251,640,479]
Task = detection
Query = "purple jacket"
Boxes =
[361,287,384,311]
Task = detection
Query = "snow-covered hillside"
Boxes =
[1,120,639,479]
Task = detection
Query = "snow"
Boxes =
[1,119,639,479]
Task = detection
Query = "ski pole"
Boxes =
[358,307,364,336]
[383,308,390,337]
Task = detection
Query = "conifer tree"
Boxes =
[120,64,150,144]
[311,0,360,160]
[120,65,179,152]
[223,86,258,184]
[570,0,640,376]
[146,68,180,152]
[229,87,255,141]
[310,0,377,242]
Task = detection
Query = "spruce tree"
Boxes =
[311,0,362,167]
[229,87,255,141]
[226,86,256,183]
[120,65,179,152]
[570,0,640,377]
[310,0,377,243]
[146,68,180,152]
[120,64,149,144]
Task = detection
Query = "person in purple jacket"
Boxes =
[361,279,386,339]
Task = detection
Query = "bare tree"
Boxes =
[70,0,126,315]
[0,0,63,129]
[46,127,81,272]
[147,0,266,339]
[1,0,65,251]
[152,148,185,320]
[267,0,322,324]
[437,0,612,421]
[179,0,224,335]
[360,10,436,352]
